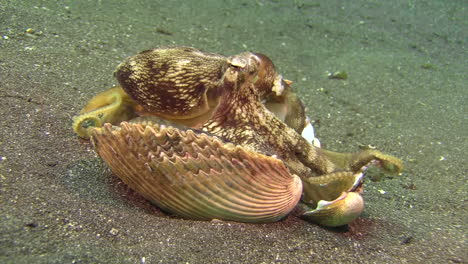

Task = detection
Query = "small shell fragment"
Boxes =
[302,192,364,227]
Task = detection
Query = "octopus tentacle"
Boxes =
[72,86,138,138]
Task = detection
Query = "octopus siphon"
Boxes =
[72,47,403,227]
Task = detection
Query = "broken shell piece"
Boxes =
[300,171,364,227]
[91,122,303,223]
[301,117,321,148]
[301,192,364,227]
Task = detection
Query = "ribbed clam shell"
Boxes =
[91,122,302,223]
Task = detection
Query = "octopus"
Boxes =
[72,47,403,227]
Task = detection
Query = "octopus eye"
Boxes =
[228,63,241,69]
[228,56,248,69]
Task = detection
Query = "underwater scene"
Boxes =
[0,0,466,263]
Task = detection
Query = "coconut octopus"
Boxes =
[72,47,403,227]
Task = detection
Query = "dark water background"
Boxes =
[0,1,466,263]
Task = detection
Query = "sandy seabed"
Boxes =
[0,1,466,263]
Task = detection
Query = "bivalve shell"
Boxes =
[91,122,303,223]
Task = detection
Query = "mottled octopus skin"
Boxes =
[115,48,228,122]
[74,47,403,226]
